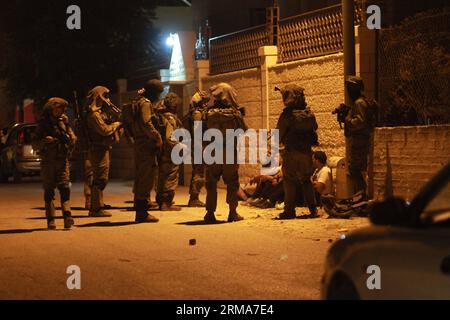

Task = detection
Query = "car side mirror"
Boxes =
[369,197,410,226]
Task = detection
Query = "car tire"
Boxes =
[0,169,8,183]
[326,272,360,300]
[12,165,22,183]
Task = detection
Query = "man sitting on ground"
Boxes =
[311,151,333,205]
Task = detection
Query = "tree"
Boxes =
[0,0,164,107]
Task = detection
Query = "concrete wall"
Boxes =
[372,125,450,201]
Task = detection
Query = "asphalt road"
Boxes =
[0,180,369,300]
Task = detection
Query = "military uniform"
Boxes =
[276,85,318,219]
[344,76,374,196]
[131,80,164,223]
[204,83,248,223]
[85,86,121,217]
[155,93,183,210]
[183,91,210,207]
[33,98,77,229]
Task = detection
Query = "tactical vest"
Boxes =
[286,109,318,151]
[206,107,245,134]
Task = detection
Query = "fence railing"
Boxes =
[278,3,362,63]
[208,2,363,75]
[208,25,270,75]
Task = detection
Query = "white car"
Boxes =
[322,161,450,299]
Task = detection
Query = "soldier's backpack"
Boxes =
[291,109,319,146]
[205,107,244,135]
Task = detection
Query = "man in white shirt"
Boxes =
[311,151,333,203]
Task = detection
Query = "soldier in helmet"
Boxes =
[275,84,319,219]
[155,92,184,211]
[182,90,210,207]
[131,79,164,223]
[344,76,376,198]
[85,86,121,217]
[33,98,77,229]
[203,82,248,223]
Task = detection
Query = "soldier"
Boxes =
[276,84,319,219]
[344,76,377,198]
[182,91,210,207]
[131,79,164,223]
[155,92,183,211]
[33,98,77,229]
[203,82,248,223]
[85,86,121,217]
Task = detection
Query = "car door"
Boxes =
[374,173,450,299]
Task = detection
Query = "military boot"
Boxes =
[227,204,243,222]
[188,195,205,208]
[45,201,56,230]
[63,211,75,229]
[203,211,217,223]
[135,200,159,223]
[160,202,182,211]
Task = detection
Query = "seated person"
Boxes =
[242,156,284,209]
[311,151,333,205]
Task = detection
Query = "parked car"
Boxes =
[322,161,450,299]
[0,123,41,182]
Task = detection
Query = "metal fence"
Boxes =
[278,3,362,63]
[208,2,363,75]
[208,25,270,75]
[378,8,450,125]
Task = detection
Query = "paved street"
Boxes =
[0,180,369,300]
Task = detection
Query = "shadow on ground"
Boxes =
[76,221,137,228]
[176,220,227,226]
[0,228,66,234]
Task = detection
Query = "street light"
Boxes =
[166,33,176,47]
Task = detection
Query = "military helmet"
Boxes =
[87,86,112,106]
[275,84,306,109]
[191,90,210,107]
[210,82,238,108]
[144,79,164,96]
[44,97,69,111]
[345,76,364,91]
[164,92,181,110]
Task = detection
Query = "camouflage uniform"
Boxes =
[131,80,164,223]
[33,98,77,229]
[85,86,121,217]
[155,93,183,211]
[204,83,248,223]
[344,76,373,197]
[183,91,210,207]
[276,85,318,219]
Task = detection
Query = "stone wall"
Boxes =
[372,125,450,201]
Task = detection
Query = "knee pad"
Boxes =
[94,180,107,190]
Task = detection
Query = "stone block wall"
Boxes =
[372,125,450,201]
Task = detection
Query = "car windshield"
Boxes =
[421,179,450,226]
[18,126,37,144]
